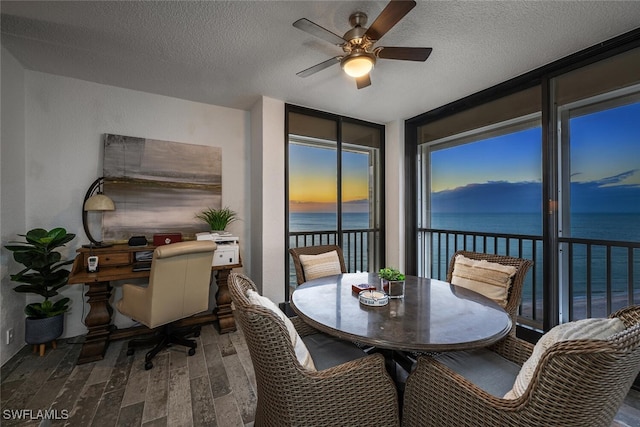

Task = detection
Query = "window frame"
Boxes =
[405,30,640,339]
[284,104,385,301]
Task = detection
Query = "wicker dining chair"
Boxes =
[228,272,400,427]
[402,305,640,427]
[289,244,347,285]
[447,250,533,335]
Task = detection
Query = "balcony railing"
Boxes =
[559,236,640,321]
[419,227,640,331]
[288,227,640,332]
[288,228,381,296]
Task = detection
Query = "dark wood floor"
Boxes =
[1,323,256,427]
[1,320,640,427]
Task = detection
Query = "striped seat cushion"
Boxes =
[299,250,342,281]
[451,254,517,307]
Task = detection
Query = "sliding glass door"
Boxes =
[285,105,384,300]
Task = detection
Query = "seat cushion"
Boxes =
[504,317,626,399]
[302,333,368,371]
[450,254,517,307]
[299,250,342,281]
[246,289,316,371]
[434,348,521,397]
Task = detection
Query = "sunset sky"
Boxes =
[289,143,369,212]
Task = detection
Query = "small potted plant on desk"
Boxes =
[379,267,406,299]
[196,206,238,233]
[4,227,76,356]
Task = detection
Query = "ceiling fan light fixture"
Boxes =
[341,53,375,78]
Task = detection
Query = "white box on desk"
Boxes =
[196,232,240,266]
[213,243,239,266]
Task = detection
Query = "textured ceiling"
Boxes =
[2,1,640,123]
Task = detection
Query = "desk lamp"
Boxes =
[82,177,115,248]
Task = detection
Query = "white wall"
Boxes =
[1,54,403,365]
[1,48,28,365]
[250,97,286,303]
[2,71,250,342]
[385,119,405,270]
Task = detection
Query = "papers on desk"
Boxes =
[132,261,151,272]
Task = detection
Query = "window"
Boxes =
[285,106,384,299]
[558,88,640,320]
[407,40,640,335]
[418,113,543,324]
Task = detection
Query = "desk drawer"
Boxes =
[84,252,131,267]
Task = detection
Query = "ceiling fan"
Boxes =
[293,0,432,89]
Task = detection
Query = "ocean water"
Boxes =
[291,211,640,242]
[430,212,640,242]
[289,212,370,232]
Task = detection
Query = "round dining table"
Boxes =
[290,272,512,352]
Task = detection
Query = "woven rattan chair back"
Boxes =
[402,305,640,427]
[289,244,347,285]
[447,250,533,335]
[228,272,400,427]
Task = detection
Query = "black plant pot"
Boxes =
[25,314,64,345]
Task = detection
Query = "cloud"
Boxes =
[432,176,640,213]
[594,169,639,187]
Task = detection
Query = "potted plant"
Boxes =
[378,267,406,299]
[196,206,238,232]
[4,227,76,349]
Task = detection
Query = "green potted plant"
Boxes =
[196,206,238,232]
[4,227,76,347]
[378,267,406,299]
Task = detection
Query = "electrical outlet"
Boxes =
[6,328,14,345]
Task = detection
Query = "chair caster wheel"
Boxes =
[188,348,196,356]
[145,361,153,370]
[127,348,134,356]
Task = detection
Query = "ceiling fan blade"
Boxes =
[356,74,371,89]
[364,0,416,41]
[293,18,345,46]
[377,47,432,61]
[296,57,341,78]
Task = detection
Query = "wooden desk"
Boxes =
[291,273,511,352]
[68,244,240,365]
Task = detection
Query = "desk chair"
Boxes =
[289,244,347,285]
[116,240,216,370]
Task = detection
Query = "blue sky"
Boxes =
[430,127,542,192]
[570,102,640,186]
[431,101,640,213]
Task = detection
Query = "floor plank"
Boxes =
[2,321,639,427]
[190,375,217,427]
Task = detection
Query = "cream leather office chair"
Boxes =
[117,240,216,370]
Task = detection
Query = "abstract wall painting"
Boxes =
[102,134,221,242]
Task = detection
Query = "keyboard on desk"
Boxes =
[132,261,152,272]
